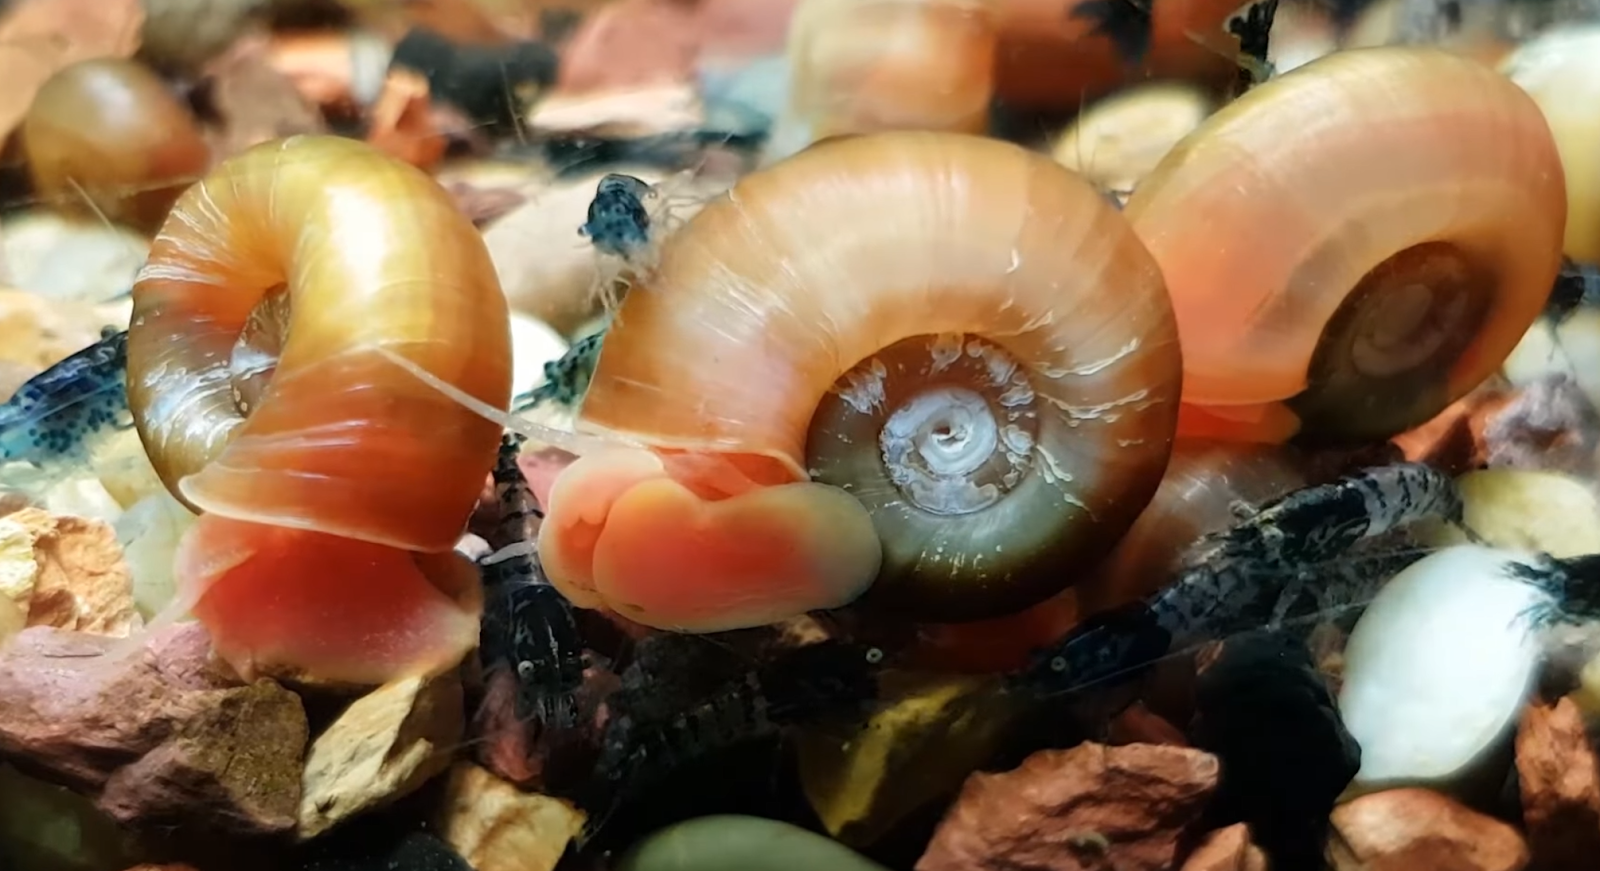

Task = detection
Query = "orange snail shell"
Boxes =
[537,131,1184,630]
[126,135,511,685]
[1125,46,1567,443]
[21,58,210,234]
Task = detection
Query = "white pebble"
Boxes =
[1339,545,1552,797]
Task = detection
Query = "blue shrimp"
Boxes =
[0,328,134,488]
[510,327,606,413]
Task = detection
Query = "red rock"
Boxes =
[1330,788,1529,871]
[917,742,1219,871]
[556,0,700,92]
[1516,696,1600,871]
[696,0,799,59]
[556,0,795,93]
[0,624,308,835]
[1391,375,1600,479]
[1107,702,1188,748]
[99,679,306,834]
[1392,390,1500,475]
[1180,824,1267,871]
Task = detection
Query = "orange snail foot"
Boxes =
[176,514,483,686]
[538,447,883,632]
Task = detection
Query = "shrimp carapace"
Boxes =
[539,131,1184,631]
[126,135,512,684]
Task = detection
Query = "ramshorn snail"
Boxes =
[1126,46,1566,443]
[538,130,1184,630]
[126,135,511,685]
[21,58,210,235]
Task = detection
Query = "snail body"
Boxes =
[21,58,210,234]
[538,131,1183,631]
[1125,46,1566,443]
[126,135,512,685]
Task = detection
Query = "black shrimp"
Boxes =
[1014,461,1467,695]
[476,435,586,732]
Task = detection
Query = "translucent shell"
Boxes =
[21,59,210,234]
[768,0,998,161]
[1500,26,1600,265]
[127,135,512,684]
[1125,47,1566,443]
[1050,83,1214,200]
[1075,439,1307,614]
[542,131,1183,627]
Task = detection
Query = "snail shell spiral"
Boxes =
[540,131,1184,628]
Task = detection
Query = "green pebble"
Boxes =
[615,815,892,871]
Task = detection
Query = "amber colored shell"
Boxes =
[1076,440,1308,613]
[21,58,210,234]
[566,131,1183,621]
[767,0,998,161]
[128,135,513,553]
[1125,47,1566,443]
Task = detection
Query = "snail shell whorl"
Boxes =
[579,131,1183,621]
[1077,440,1308,614]
[128,135,513,553]
[1126,46,1566,443]
[768,0,998,162]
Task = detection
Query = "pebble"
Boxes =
[1418,468,1600,557]
[1339,546,1548,798]
[1330,788,1529,871]
[617,815,889,871]
[1515,696,1600,871]
[435,763,585,871]
[1178,824,1267,871]
[298,673,465,839]
[917,742,1219,871]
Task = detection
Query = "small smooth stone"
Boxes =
[1339,545,1551,798]
[1503,312,1600,411]
[616,815,890,871]
[1419,469,1600,558]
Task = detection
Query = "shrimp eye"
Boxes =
[865,647,884,664]
[1050,655,1068,673]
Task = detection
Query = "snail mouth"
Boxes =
[1288,241,1495,443]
